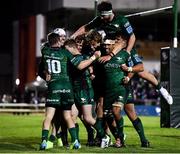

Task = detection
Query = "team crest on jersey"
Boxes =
[91,98,94,102]
[116,57,122,60]
[128,93,132,98]
[118,96,123,101]
[81,98,86,103]
[116,57,123,63]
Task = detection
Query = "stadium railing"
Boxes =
[0,103,45,114]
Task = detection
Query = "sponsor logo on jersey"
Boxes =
[47,99,59,102]
[44,55,64,60]
[105,63,119,68]
[53,89,71,93]
[126,26,133,34]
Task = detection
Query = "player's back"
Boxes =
[42,46,72,83]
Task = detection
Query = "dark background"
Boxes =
[0,0,179,95]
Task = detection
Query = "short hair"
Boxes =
[47,32,60,46]
[85,30,102,44]
[75,34,85,44]
[97,1,112,12]
[64,39,77,48]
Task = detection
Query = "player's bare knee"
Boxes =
[84,113,95,124]
[63,114,72,121]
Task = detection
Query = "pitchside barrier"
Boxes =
[0,102,160,116]
[0,103,45,114]
[160,47,180,128]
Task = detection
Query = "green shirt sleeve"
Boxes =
[117,15,134,36]
[70,54,84,68]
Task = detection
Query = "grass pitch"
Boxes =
[0,114,180,153]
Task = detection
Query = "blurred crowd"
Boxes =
[131,69,160,105]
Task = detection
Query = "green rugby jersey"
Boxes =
[70,54,92,87]
[41,46,81,90]
[70,54,95,106]
[86,15,134,39]
[128,48,143,67]
[103,50,130,89]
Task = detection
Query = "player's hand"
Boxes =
[94,51,101,59]
[121,64,129,71]
[98,55,111,63]
[90,74,95,80]
[46,74,51,82]
[123,76,130,84]
[121,64,133,72]
[70,34,76,39]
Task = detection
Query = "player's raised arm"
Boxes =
[64,39,101,70]
[71,25,87,39]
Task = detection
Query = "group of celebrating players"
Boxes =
[38,0,173,150]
